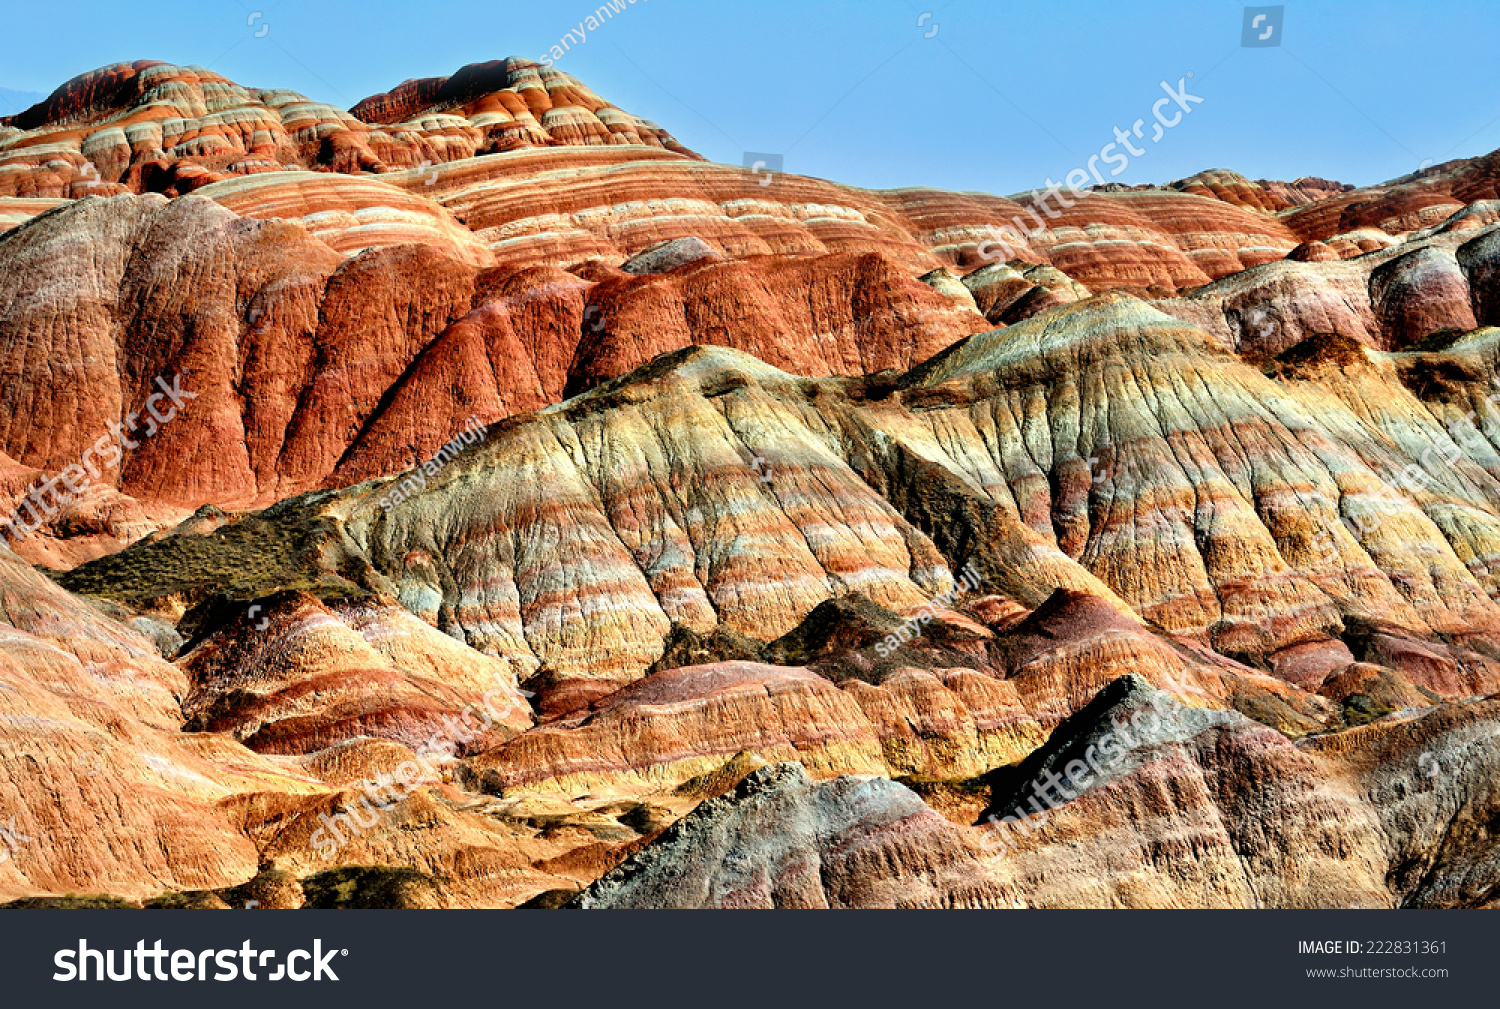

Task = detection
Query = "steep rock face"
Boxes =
[0,193,997,538]
[0,193,498,520]
[344,349,964,690]
[10,303,1500,908]
[573,763,1019,909]
[14,65,1499,561]
[564,251,990,394]
[0,60,698,199]
[981,677,1388,907]
[11,58,1500,916]
[1163,257,1380,355]
[0,195,337,522]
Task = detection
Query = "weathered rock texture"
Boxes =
[0,59,696,199]
[0,193,989,539]
[59,294,1500,714]
[575,679,1500,908]
[179,591,534,754]
[573,763,1019,908]
[3,58,1500,911]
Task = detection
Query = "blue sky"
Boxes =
[5,0,1499,195]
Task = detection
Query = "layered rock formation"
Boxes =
[57,292,1500,707]
[576,679,1500,909]
[0,543,266,901]
[1157,214,1494,355]
[0,59,696,199]
[2,57,1500,911]
[179,591,534,754]
[573,763,1018,909]
[0,192,990,539]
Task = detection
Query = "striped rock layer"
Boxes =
[60,295,1500,724]
[2,58,1500,910]
[0,540,690,907]
[0,192,991,561]
[10,182,1500,582]
[576,680,1500,909]
[0,59,694,200]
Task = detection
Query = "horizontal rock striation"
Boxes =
[0,59,698,200]
[573,763,1020,908]
[576,679,1500,908]
[62,294,1500,717]
[6,57,1500,912]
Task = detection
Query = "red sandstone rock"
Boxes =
[5,57,1500,913]
[0,193,996,519]
[179,591,533,755]
[0,59,698,201]
[1287,240,1338,262]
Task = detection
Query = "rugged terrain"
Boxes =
[0,59,1497,909]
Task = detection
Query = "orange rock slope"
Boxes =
[0,59,696,199]
[2,57,1500,910]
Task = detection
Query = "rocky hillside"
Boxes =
[0,59,1498,909]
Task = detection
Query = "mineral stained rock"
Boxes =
[2,57,1500,909]
[572,763,1020,909]
[576,680,1500,909]
[0,59,696,200]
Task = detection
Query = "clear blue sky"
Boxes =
[5,0,1499,194]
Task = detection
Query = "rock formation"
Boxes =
[0,59,696,200]
[573,763,1018,908]
[1,56,1499,910]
